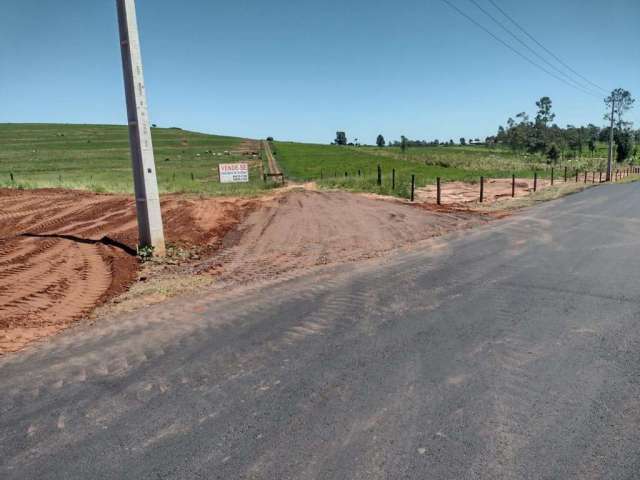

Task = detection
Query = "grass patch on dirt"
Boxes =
[95,264,217,318]
[0,123,273,196]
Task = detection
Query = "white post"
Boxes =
[116,0,166,256]
[606,98,615,182]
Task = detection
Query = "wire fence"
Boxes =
[309,164,640,205]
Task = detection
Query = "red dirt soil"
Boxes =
[201,190,490,286]
[0,188,255,354]
[1,187,495,355]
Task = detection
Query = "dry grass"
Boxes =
[474,181,597,212]
[92,261,217,319]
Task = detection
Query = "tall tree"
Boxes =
[400,135,408,153]
[376,134,385,147]
[605,89,635,131]
[459,137,466,145]
[334,131,347,146]
[605,89,635,177]
[535,97,555,127]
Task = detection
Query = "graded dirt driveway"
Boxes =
[1,182,638,479]
[204,190,490,286]
[0,188,488,354]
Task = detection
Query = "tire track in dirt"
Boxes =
[262,140,280,175]
[0,188,256,354]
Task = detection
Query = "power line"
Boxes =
[467,0,603,97]
[486,0,608,94]
[439,0,602,99]
[441,0,602,98]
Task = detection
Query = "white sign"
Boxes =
[218,163,249,183]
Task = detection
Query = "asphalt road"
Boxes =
[1,183,640,479]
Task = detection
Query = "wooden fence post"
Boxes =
[533,172,537,192]
[437,177,441,205]
[480,176,484,203]
[392,168,396,190]
[410,174,415,202]
[377,165,382,186]
[551,167,554,186]
[511,174,515,197]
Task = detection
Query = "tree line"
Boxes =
[332,89,638,163]
[492,92,637,163]
[333,132,482,149]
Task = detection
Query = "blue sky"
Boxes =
[1,0,638,144]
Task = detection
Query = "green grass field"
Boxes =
[0,123,273,195]
[273,141,612,198]
[0,123,619,199]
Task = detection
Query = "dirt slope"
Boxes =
[0,189,254,353]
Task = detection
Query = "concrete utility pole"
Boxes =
[116,0,166,255]
[607,97,615,182]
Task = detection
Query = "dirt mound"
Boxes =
[202,190,488,285]
[0,188,254,353]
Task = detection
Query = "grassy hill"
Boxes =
[0,123,614,199]
[0,123,271,195]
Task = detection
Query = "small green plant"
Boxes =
[137,245,155,262]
